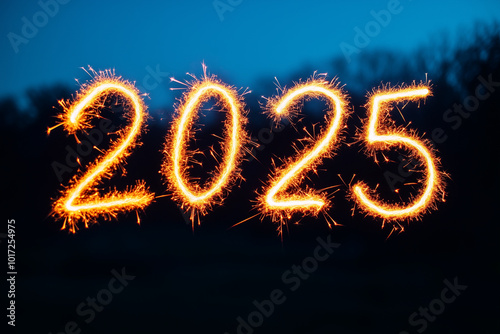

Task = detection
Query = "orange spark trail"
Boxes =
[52,68,154,233]
[161,69,248,227]
[352,84,445,221]
[258,75,349,232]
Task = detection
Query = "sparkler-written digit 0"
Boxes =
[51,69,155,233]
[352,84,445,221]
[161,72,248,227]
[259,77,349,228]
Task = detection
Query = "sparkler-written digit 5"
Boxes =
[352,85,445,221]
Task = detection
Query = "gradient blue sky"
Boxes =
[1,0,500,109]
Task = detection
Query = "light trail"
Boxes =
[52,68,154,233]
[352,84,445,221]
[161,68,249,228]
[258,76,349,234]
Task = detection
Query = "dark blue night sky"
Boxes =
[1,0,500,109]
[2,1,500,334]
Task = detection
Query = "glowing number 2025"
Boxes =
[260,79,349,221]
[51,69,445,233]
[53,74,154,233]
[161,78,248,223]
[352,86,444,220]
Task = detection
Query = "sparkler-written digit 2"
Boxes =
[161,72,248,227]
[52,70,155,233]
[259,77,349,227]
[352,85,445,221]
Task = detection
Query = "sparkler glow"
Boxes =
[48,66,446,233]
[161,68,248,227]
[352,84,445,221]
[258,76,349,229]
[51,68,154,233]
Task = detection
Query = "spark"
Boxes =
[229,213,261,229]
[258,75,349,232]
[161,67,249,225]
[52,68,154,233]
[352,83,445,221]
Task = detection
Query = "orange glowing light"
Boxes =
[352,84,445,221]
[161,67,248,227]
[52,68,154,233]
[259,76,349,227]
